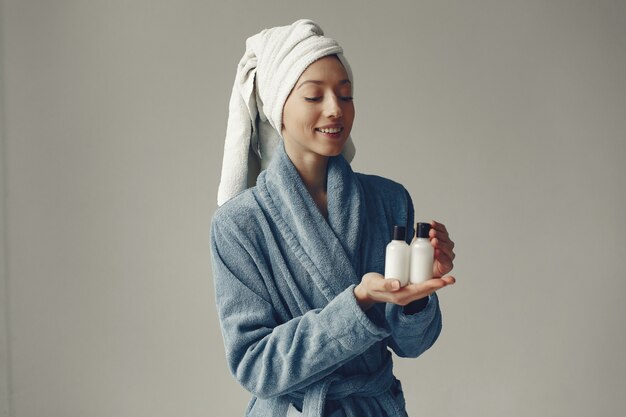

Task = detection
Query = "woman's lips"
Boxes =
[315,127,343,135]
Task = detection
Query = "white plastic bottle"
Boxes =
[409,222,434,284]
[384,225,410,287]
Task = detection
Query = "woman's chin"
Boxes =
[317,139,348,157]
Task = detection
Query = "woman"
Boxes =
[211,19,456,417]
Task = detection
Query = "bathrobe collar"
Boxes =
[257,142,365,302]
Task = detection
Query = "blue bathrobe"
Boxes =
[210,143,442,417]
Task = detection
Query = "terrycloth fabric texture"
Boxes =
[211,143,443,416]
[217,18,356,206]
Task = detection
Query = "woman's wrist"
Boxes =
[403,296,430,315]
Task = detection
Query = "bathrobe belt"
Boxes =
[288,358,404,417]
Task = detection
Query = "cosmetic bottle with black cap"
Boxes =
[384,225,410,287]
[409,222,434,284]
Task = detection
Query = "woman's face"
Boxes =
[281,55,355,161]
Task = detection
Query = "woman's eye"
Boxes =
[340,96,354,102]
[304,97,322,102]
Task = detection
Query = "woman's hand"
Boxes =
[354,272,455,311]
[430,220,455,277]
[354,220,456,311]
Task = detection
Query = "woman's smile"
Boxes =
[315,125,344,137]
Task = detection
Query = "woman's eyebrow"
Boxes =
[296,79,351,89]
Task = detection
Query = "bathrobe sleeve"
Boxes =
[385,294,443,358]
[211,214,393,399]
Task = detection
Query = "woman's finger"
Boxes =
[440,275,456,285]
[364,273,401,293]
[430,220,448,234]
[432,238,456,261]
[413,277,455,298]
[430,224,454,247]
[433,251,454,277]
[434,249,454,268]
[383,279,401,291]
[390,277,455,305]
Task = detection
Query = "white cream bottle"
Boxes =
[409,222,434,284]
[384,225,410,287]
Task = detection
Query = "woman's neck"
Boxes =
[284,149,330,219]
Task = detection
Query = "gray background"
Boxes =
[1,0,625,416]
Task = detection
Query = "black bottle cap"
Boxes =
[392,225,406,241]
[416,222,431,238]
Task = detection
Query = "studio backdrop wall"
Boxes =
[1,1,625,416]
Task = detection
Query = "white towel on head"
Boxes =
[217,19,356,206]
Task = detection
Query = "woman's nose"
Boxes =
[323,95,343,118]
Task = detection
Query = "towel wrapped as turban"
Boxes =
[217,19,356,206]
